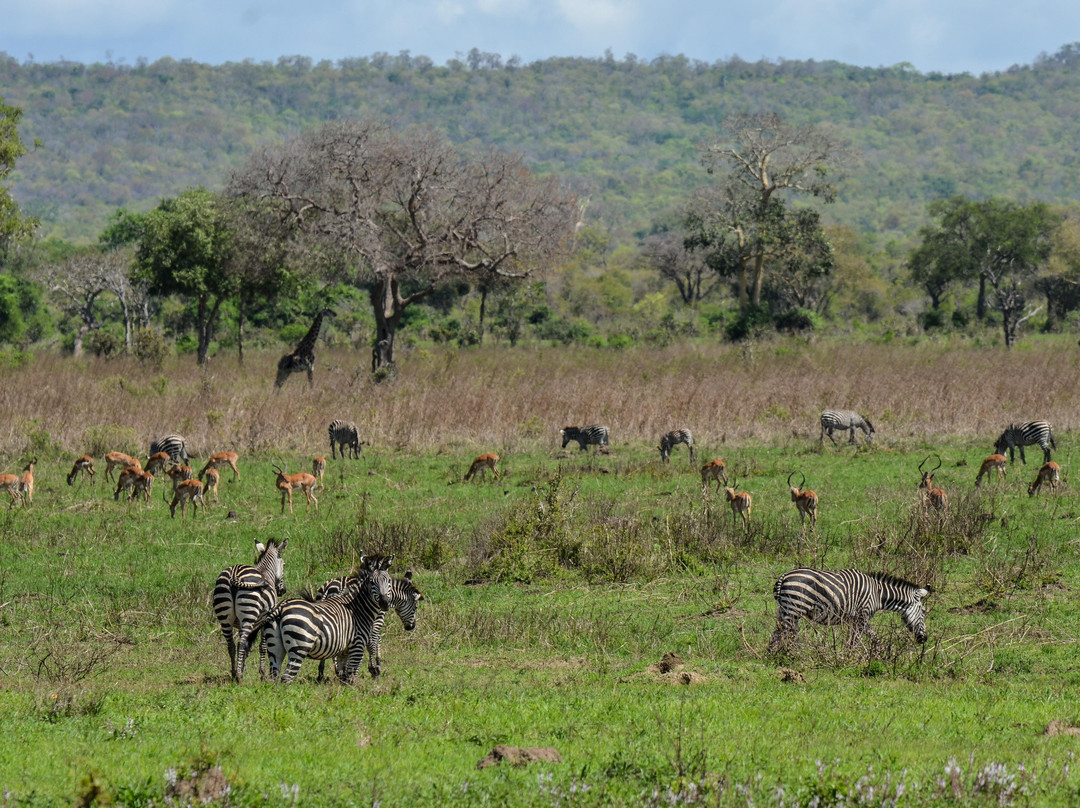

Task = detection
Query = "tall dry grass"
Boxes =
[0,336,1077,460]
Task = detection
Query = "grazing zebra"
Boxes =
[560,425,610,452]
[150,434,190,464]
[212,539,289,682]
[328,420,363,459]
[243,555,394,684]
[769,568,929,653]
[313,569,424,681]
[819,410,875,447]
[659,429,694,463]
[995,421,1055,465]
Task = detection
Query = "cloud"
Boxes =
[4,0,178,36]
[556,0,635,34]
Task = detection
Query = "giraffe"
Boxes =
[274,308,332,389]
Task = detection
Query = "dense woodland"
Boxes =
[2,44,1080,360]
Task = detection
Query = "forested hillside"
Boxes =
[4,43,1080,245]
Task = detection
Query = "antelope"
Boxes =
[67,455,95,486]
[115,466,153,504]
[199,451,241,482]
[144,451,172,478]
[700,459,728,493]
[724,479,752,529]
[273,461,318,514]
[787,471,818,528]
[918,455,948,514]
[104,451,141,483]
[169,478,204,520]
[18,460,35,506]
[464,453,500,482]
[1028,461,1061,497]
[165,463,194,495]
[203,467,221,504]
[312,456,326,482]
[0,470,20,508]
[974,454,1007,488]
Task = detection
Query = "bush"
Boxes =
[133,328,170,368]
[724,306,772,342]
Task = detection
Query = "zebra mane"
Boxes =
[868,571,928,594]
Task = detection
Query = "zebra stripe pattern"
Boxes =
[249,555,395,684]
[769,568,928,652]
[819,410,875,447]
[314,569,423,681]
[561,425,610,452]
[150,434,190,464]
[213,539,289,681]
[995,421,1055,465]
[328,419,362,459]
[659,429,694,463]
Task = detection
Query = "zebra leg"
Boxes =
[1019,445,1027,465]
[367,639,381,679]
[280,654,307,684]
[258,632,268,680]
[221,625,239,682]
[848,427,857,445]
[316,660,327,683]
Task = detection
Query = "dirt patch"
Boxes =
[948,598,998,615]
[658,670,706,686]
[1045,720,1080,737]
[652,652,684,674]
[778,667,805,684]
[477,745,563,769]
[166,764,231,804]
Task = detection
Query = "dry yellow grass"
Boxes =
[0,336,1076,460]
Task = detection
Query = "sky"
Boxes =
[0,0,1078,76]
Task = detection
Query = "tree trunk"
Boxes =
[751,250,766,308]
[73,324,88,357]
[478,286,488,345]
[237,292,246,366]
[196,295,223,366]
[369,278,402,372]
[977,275,987,320]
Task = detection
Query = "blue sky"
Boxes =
[1,0,1077,75]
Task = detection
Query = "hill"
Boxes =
[3,44,1080,245]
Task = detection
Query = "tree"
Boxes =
[0,96,38,257]
[38,249,133,356]
[230,119,578,372]
[911,197,1060,347]
[134,188,235,365]
[641,230,720,305]
[688,112,847,312]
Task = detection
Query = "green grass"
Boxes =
[2,432,1080,806]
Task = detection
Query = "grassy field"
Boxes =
[2,336,1080,806]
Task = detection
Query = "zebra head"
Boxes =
[359,554,395,611]
[396,571,424,631]
[255,538,289,597]
[900,588,930,644]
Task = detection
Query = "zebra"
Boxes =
[994,421,1055,465]
[328,419,363,459]
[768,568,929,653]
[819,410,875,447]
[659,429,694,463]
[212,539,289,682]
[242,555,394,684]
[150,434,190,464]
[560,425,610,452]
[313,569,424,682]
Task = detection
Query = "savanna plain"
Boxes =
[3,336,1080,807]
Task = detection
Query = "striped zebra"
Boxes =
[819,410,875,447]
[560,425,610,452]
[769,568,929,653]
[659,429,694,463]
[313,569,424,681]
[150,434,190,464]
[212,539,289,682]
[328,419,363,459]
[994,421,1055,465]
[242,555,394,684]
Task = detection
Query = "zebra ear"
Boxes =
[279,538,289,551]
[916,588,929,599]
[382,554,395,570]
[404,570,413,580]
[255,541,266,555]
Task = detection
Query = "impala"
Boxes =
[919,455,948,514]
[202,467,220,504]
[144,451,172,478]
[165,464,194,496]
[17,459,35,506]
[787,471,818,528]
[170,478,204,520]
[199,451,241,482]
[104,451,141,483]
[312,456,326,482]
[464,453,500,482]
[273,462,318,514]
[67,455,95,486]
[700,459,728,493]
[1028,461,1061,497]
[724,480,752,529]
[115,466,154,504]
[974,454,1007,488]
[0,470,20,507]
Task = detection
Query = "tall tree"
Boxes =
[134,188,235,365]
[911,197,1060,347]
[230,119,578,372]
[642,230,719,305]
[0,96,38,257]
[688,112,847,312]
[37,249,133,356]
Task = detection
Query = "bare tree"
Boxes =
[642,231,720,305]
[38,249,133,356]
[692,112,848,311]
[230,119,578,372]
